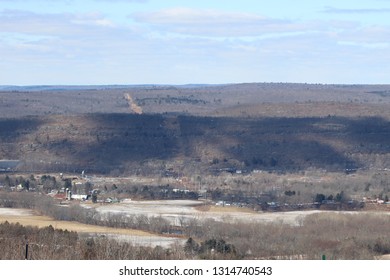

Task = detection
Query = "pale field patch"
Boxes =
[0,214,153,236]
[0,208,185,248]
[95,200,390,226]
[206,205,257,214]
[0,208,34,216]
[378,254,390,260]
[95,200,330,225]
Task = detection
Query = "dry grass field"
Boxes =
[6,202,386,231]
[0,208,184,248]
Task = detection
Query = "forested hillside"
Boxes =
[1,83,389,175]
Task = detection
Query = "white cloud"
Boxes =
[0,0,147,2]
[333,25,390,50]
[1,5,390,84]
[0,10,70,35]
[71,13,115,27]
[132,7,373,42]
[0,10,119,37]
[134,7,267,25]
[322,6,390,14]
[0,8,148,67]
[94,0,147,2]
[338,41,389,49]
[133,7,305,37]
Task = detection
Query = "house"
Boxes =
[104,197,119,203]
[63,188,89,201]
[71,194,89,201]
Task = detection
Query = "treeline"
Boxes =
[0,174,72,193]
[0,192,175,234]
[1,212,390,260]
[136,96,207,106]
[0,174,200,200]
[0,222,79,259]
[179,213,390,260]
[0,222,184,260]
[114,184,199,200]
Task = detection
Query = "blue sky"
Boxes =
[1,0,390,85]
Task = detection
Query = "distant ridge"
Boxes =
[0,84,221,92]
[0,85,150,91]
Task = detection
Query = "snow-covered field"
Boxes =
[94,199,390,226]
[95,199,328,226]
[0,208,34,216]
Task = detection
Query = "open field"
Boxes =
[94,199,319,225]
[7,202,390,231]
[0,208,184,248]
[93,199,390,226]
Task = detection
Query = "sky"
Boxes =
[0,0,390,85]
